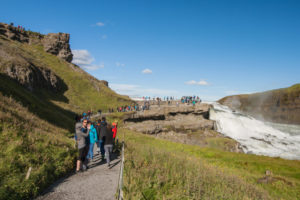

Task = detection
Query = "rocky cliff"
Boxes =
[0,22,72,62]
[218,84,300,124]
[124,104,243,153]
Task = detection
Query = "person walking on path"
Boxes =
[99,117,108,159]
[86,121,98,161]
[95,119,101,154]
[75,119,89,172]
[102,123,114,168]
[112,122,118,141]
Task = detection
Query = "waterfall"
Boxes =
[209,103,300,160]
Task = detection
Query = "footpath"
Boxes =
[36,146,121,200]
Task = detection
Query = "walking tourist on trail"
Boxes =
[86,121,98,161]
[95,119,101,154]
[102,123,114,168]
[75,119,89,173]
[99,117,108,159]
[112,122,118,142]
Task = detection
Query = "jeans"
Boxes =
[104,144,113,165]
[87,143,94,159]
[98,140,105,156]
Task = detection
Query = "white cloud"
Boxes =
[110,83,178,97]
[185,80,209,86]
[116,62,125,67]
[72,49,94,65]
[72,49,104,70]
[96,22,105,27]
[83,63,104,70]
[142,68,152,74]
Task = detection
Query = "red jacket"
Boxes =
[112,125,117,138]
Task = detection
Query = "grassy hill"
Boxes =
[218,84,300,124]
[0,27,133,199]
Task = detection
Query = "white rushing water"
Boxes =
[209,103,300,160]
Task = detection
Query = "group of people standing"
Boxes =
[75,116,118,172]
[181,96,202,105]
[109,104,140,113]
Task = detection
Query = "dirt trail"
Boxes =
[37,149,121,200]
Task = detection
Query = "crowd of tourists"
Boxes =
[106,103,150,113]
[181,96,202,105]
[75,115,118,173]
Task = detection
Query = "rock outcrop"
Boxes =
[0,23,73,62]
[218,84,300,124]
[124,104,243,153]
[42,33,73,62]
[5,61,66,92]
[124,104,213,134]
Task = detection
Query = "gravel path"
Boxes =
[37,149,121,200]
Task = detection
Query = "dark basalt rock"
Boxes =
[5,61,66,92]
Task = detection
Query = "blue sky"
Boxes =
[1,0,300,100]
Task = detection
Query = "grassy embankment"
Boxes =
[0,35,133,199]
[123,129,300,200]
[0,93,75,200]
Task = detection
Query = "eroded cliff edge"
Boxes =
[124,104,243,153]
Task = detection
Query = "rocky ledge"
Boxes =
[124,103,243,153]
[124,104,213,133]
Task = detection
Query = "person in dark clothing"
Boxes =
[102,123,114,167]
[95,119,101,154]
[98,117,107,158]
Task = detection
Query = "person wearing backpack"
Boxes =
[102,123,114,168]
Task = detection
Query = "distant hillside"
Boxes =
[218,84,300,124]
[0,22,132,199]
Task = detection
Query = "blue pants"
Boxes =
[98,140,105,156]
[87,143,94,159]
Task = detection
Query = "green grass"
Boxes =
[123,129,300,200]
[0,93,76,200]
